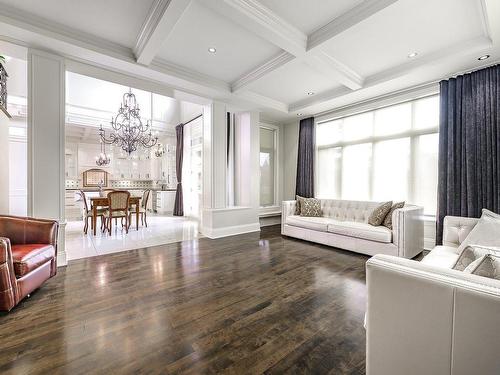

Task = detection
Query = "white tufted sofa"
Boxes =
[282,199,423,258]
[365,216,500,375]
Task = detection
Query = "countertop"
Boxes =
[65,188,177,192]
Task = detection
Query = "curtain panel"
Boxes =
[436,64,500,244]
[295,117,315,197]
[173,123,184,216]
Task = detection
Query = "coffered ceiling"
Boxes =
[0,0,498,123]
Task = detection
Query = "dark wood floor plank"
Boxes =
[0,225,368,374]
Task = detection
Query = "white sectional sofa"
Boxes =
[282,199,423,259]
[365,215,500,375]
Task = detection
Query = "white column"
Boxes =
[28,49,67,266]
[201,104,260,238]
[0,109,9,213]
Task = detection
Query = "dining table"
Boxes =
[90,196,141,235]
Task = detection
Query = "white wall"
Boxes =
[0,112,9,214]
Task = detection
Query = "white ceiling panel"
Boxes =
[0,0,154,48]
[157,0,281,82]
[322,0,486,77]
[247,59,343,104]
[257,0,364,35]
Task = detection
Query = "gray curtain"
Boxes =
[436,64,500,244]
[173,123,184,216]
[295,117,315,197]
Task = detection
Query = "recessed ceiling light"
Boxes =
[208,47,217,53]
[478,54,490,61]
[407,52,418,58]
[297,113,303,116]
[307,92,314,96]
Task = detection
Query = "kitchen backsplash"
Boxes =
[111,180,154,189]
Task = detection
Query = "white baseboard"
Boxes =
[202,222,261,239]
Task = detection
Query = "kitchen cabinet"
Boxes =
[65,143,78,178]
[156,191,176,214]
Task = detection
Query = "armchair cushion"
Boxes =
[12,244,55,277]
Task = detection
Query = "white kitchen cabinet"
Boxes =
[156,191,176,214]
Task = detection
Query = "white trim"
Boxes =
[234,91,288,113]
[201,222,260,239]
[307,0,400,50]
[134,0,192,65]
[231,51,294,92]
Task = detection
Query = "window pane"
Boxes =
[414,96,439,129]
[316,120,342,146]
[317,147,341,199]
[260,128,275,207]
[342,112,373,142]
[374,102,411,136]
[372,138,410,202]
[414,133,439,215]
[341,143,371,200]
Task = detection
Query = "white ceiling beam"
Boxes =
[134,0,192,66]
[226,0,399,94]
[201,0,307,56]
[305,51,364,90]
[290,35,493,113]
[307,0,400,51]
[234,90,288,113]
[231,51,294,92]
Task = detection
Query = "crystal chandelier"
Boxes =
[154,143,165,158]
[95,135,111,167]
[99,89,158,155]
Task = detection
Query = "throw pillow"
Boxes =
[383,201,405,229]
[457,209,500,253]
[300,198,322,217]
[452,245,500,271]
[295,195,303,215]
[469,254,500,280]
[368,201,393,226]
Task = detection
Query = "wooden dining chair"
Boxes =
[77,190,105,234]
[129,189,150,228]
[103,191,130,234]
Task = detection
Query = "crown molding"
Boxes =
[306,50,364,90]
[290,35,493,113]
[234,90,288,113]
[231,51,294,92]
[0,3,134,60]
[202,0,306,56]
[307,0,400,51]
[134,0,192,65]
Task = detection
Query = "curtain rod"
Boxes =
[183,113,203,126]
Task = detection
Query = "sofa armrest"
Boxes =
[392,205,423,259]
[366,254,500,375]
[442,215,479,248]
[281,200,296,234]
[0,237,19,311]
[0,215,59,246]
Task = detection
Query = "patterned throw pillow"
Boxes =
[295,195,303,215]
[469,254,500,280]
[382,202,405,229]
[299,198,322,217]
[368,201,393,226]
[453,245,500,271]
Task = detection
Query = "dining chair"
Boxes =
[77,190,105,234]
[100,189,115,197]
[103,191,130,234]
[129,189,150,228]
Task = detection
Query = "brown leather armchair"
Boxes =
[0,215,59,311]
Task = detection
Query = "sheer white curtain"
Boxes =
[316,95,439,215]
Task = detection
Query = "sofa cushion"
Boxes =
[457,209,500,253]
[452,245,500,271]
[11,244,55,277]
[300,198,322,217]
[421,245,460,269]
[285,215,334,232]
[327,221,392,243]
[368,201,393,226]
[383,201,405,229]
[469,254,500,279]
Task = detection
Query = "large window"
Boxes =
[260,126,278,207]
[316,95,439,215]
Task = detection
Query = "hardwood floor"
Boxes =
[0,225,368,374]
